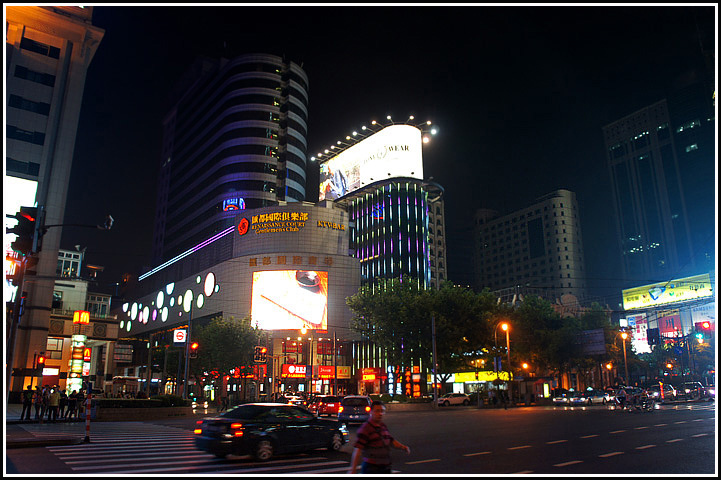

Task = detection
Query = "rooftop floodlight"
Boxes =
[371,120,377,125]
[337,140,342,144]
[423,136,430,143]
[409,115,415,120]
[324,149,329,153]
[362,126,367,130]
[310,156,316,161]
[427,120,432,125]
[387,115,392,120]
[352,131,358,136]
[346,136,351,140]
[431,128,438,135]
[331,145,336,149]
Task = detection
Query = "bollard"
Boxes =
[84,390,92,443]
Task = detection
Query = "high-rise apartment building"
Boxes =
[602,75,714,287]
[472,189,588,302]
[6,6,104,395]
[152,54,309,266]
[428,195,448,289]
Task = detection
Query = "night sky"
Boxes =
[60,4,716,303]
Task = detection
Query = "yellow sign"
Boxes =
[336,366,351,379]
[622,273,713,310]
[250,212,308,235]
[73,310,90,324]
[428,371,512,383]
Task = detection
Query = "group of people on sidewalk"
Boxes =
[20,385,85,422]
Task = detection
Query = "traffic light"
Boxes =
[694,321,713,340]
[189,342,199,358]
[36,354,46,368]
[254,346,268,363]
[647,328,660,346]
[6,207,38,256]
[18,291,28,318]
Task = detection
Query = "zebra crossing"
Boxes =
[23,422,354,474]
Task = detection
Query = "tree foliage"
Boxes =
[190,315,262,376]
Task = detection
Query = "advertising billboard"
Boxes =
[251,270,328,330]
[658,309,682,341]
[622,273,713,310]
[626,313,651,354]
[318,124,423,201]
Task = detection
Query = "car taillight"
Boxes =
[338,406,344,413]
[365,406,371,412]
[231,423,244,437]
[196,420,203,424]
[194,429,202,434]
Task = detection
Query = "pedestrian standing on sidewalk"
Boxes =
[66,390,78,420]
[33,386,42,420]
[348,400,411,474]
[21,385,34,420]
[48,386,60,422]
[39,386,50,423]
[58,389,68,419]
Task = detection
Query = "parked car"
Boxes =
[337,395,372,424]
[552,391,572,406]
[437,393,471,407]
[284,395,307,407]
[308,395,343,416]
[678,382,706,399]
[192,399,209,409]
[646,384,676,402]
[569,389,607,406]
[194,403,348,460]
[704,385,715,400]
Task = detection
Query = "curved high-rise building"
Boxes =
[152,54,309,265]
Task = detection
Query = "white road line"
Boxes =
[635,445,656,450]
[609,430,626,434]
[508,445,532,450]
[691,433,708,437]
[599,452,624,458]
[692,419,704,422]
[546,439,568,444]
[55,447,201,458]
[554,460,583,467]
[580,434,599,439]
[405,459,441,465]
[666,439,683,443]
[674,421,687,424]
[654,423,668,426]
[101,459,343,475]
[463,451,492,456]
[634,426,648,430]
[65,453,213,465]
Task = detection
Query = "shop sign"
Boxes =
[336,366,351,379]
[281,364,307,378]
[318,365,335,379]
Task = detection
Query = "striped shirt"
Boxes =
[354,420,394,465]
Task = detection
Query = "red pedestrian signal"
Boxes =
[190,342,199,358]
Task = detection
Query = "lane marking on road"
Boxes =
[692,419,704,422]
[554,460,583,467]
[507,445,532,450]
[609,430,626,434]
[674,421,687,424]
[666,439,684,443]
[634,426,649,430]
[691,433,709,437]
[598,452,624,458]
[580,434,599,439]
[635,445,656,450]
[107,460,346,475]
[463,451,492,456]
[654,423,668,427]
[405,459,441,465]
[546,439,568,444]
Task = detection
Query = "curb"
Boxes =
[6,437,85,449]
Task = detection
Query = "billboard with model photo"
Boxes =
[251,270,328,330]
[319,124,423,201]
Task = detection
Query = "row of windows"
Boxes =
[285,185,305,201]
[170,160,280,200]
[20,37,60,59]
[285,168,305,186]
[6,157,40,176]
[14,65,56,87]
[7,125,45,145]
[8,94,50,115]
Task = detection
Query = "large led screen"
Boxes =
[251,270,328,330]
[319,124,423,201]
[622,273,713,310]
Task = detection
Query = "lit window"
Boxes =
[685,144,698,153]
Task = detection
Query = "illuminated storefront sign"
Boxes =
[319,124,424,201]
[622,273,713,310]
[318,366,335,379]
[223,198,245,211]
[251,270,328,330]
[68,334,87,393]
[336,366,351,379]
[429,371,512,383]
[625,313,651,354]
[247,211,309,235]
[73,310,90,324]
[281,364,307,378]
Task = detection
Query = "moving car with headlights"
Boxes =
[194,403,348,460]
[678,381,706,400]
[337,395,372,424]
[646,384,676,402]
[308,395,342,416]
[569,389,607,405]
[437,392,471,407]
[552,389,572,405]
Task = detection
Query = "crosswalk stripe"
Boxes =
[109,459,348,474]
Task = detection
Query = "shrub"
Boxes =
[379,394,393,403]
[392,394,408,403]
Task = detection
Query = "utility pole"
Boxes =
[431,315,438,408]
[183,311,192,399]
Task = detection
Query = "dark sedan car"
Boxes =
[337,395,372,424]
[194,403,348,461]
[308,395,343,416]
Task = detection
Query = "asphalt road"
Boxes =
[5,402,715,475]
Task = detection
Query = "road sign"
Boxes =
[174,329,187,343]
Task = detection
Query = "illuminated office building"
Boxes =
[5,6,104,396]
[152,54,310,266]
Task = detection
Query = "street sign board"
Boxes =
[174,329,187,343]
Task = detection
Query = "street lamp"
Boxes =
[494,321,511,404]
[620,331,629,386]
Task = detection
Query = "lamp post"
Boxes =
[620,331,629,386]
[494,321,510,405]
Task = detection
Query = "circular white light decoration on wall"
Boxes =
[131,302,138,320]
[143,306,149,324]
[196,275,201,284]
[215,285,220,293]
[126,321,132,332]
[204,272,216,297]
[156,291,164,308]
[122,303,129,312]
[170,297,175,307]
[120,320,125,329]
[166,283,175,295]
[152,309,158,321]
[161,307,168,322]
[178,295,183,306]
[196,294,204,309]
[183,289,193,313]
